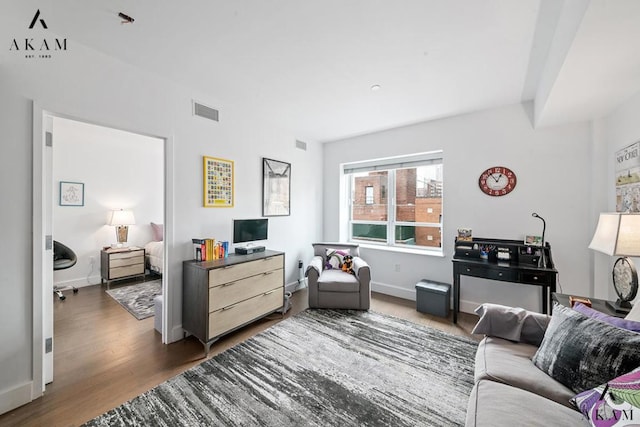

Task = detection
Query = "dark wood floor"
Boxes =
[0,283,478,427]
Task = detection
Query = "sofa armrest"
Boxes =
[471,303,550,346]
[305,256,324,277]
[352,256,370,282]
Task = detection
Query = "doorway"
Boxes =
[33,108,171,392]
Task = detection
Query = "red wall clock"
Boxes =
[478,166,517,197]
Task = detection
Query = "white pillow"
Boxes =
[625,300,640,321]
[325,248,351,270]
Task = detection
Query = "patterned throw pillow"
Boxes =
[325,248,350,270]
[532,303,640,394]
[571,367,640,426]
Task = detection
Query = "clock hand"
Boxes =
[492,173,502,183]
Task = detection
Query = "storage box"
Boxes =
[415,280,451,318]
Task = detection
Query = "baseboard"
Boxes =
[371,281,478,315]
[285,279,307,294]
[168,324,184,344]
[54,275,101,289]
[371,281,417,301]
[0,381,33,416]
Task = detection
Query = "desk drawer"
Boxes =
[461,265,516,282]
[520,272,551,284]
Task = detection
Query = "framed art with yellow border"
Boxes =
[203,155,234,207]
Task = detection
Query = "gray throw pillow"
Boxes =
[532,303,640,394]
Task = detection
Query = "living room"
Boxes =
[2,1,640,425]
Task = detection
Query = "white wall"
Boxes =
[324,103,594,313]
[0,23,322,414]
[596,90,640,302]
[53,117,163,288]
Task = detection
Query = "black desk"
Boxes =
[452,238,557,323]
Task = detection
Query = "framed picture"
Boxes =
[615,141,640,212]
[59,181,84,206]
[263,157,291,216]
[203,156,234,207]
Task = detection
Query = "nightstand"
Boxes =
[552,293,628,318]
[101,246,145,288]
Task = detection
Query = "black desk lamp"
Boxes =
[532,212,547,268]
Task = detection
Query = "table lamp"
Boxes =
[588,212,640,313]
[108,209,136,247]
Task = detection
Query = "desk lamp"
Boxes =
[589,213,640,313]
[108,209,135,247]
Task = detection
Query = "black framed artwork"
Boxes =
[263,158,290,216]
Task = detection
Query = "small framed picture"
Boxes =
[524,235,542,246]
[59,181,84,206]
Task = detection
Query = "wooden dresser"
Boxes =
[182,250,284,355]
[100,246,145,288]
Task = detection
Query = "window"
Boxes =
[344,152,443,251]
[364,186,374,205]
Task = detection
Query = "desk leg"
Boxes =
[453,270,460,324]
[541,285,548,314]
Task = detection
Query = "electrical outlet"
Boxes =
[394,263,401,272]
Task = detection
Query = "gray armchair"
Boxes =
[306,243,371,310]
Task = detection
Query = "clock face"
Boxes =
[613,257,639,302]
[479,166,517,197]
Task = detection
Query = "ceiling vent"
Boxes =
[295,140,307,151]
[193,101,219,122]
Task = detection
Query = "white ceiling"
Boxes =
[8,0,640,142]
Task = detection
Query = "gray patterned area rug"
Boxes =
[105,280,162,320]
[83,309,477,426]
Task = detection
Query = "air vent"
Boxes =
[295,140,307,151]
[193,101,219,122]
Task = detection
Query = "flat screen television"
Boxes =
[233,218,268,244]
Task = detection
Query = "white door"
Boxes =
[44,114,54,384]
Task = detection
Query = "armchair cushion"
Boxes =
[318,269,360,292]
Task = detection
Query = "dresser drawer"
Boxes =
[110,255,144,268]
[209,268,283,311]
[208,287,283,339]
[110,250,144,261]
[110,264,144,279]
[208,255,283,287]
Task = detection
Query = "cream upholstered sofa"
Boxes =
[305,243,371,310]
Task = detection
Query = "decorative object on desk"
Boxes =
[203,155,234,207]
[83,310,476,427]
[524,235,542,246]
[59,181,84,206]
[263,157,291,216]
[457,228,472,241]
[569,296,592,308]
[107,209,135,247]
[588,212,640,313]
[531,212,547,268]
[478,166,517,197]
[105,280,162,320]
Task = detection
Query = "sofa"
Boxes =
[465,302,640,426]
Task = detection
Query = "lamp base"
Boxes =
[606,299,633,314]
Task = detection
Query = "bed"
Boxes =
[145,222,164,275]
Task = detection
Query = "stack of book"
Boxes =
[192,239,229,261]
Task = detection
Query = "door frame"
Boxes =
[31,102,174,396]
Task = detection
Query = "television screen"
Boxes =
[233,218,268,244]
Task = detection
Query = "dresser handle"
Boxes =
[533,276,538,280]
[263,290,277,296]
[263,271,273,276]
[223,265,234,269]
[222,303,237,311]
[498,272,503,277]
[221,281,236,287]
[466,268,471,272]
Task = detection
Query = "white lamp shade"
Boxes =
[108,209,136,226]
[589,213,640,256]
